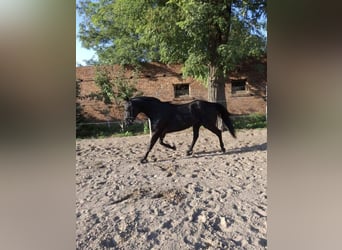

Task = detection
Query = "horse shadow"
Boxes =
[194,142,267,156]
[226,142,267,154]
[149,142,267,163]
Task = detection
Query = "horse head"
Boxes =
[123,99,138,126]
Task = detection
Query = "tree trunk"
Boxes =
[207,64,227,130]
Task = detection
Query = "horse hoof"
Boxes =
[186,150,192,156]
[222,148,226,153]
[172,145,176,150]
[140,158,148,164]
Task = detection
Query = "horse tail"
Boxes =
[215,103,236,138]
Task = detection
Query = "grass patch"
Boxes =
[232,113,267,129]
[76,122,146,139]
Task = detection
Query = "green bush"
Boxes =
[143,120,150,134]
[76,122,146,139]
[231,113,267,129]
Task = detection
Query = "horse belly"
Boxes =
[173,114,196,131]
[166,124,191,133]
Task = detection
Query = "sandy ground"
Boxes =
[76,128,267,249]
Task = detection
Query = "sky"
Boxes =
[76,6,96,66]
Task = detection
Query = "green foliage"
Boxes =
[76,122,146,139]
[232,113,267,129]
[143,120,150,134]
[111,67,143,103]
[77,0,266,78]
[94,67,114,104]
[77,0,266,105]
[76,79,86,131]
[93,66,142,105]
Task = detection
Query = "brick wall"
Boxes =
[76,60,266,122]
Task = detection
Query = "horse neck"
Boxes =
[135,100,159,120]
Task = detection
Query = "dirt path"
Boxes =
[76,128,267,249]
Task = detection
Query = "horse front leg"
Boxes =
[141,131,161,163]
[187,124,200,155]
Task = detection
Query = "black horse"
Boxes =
[124,96,236,163]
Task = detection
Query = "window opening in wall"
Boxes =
[231,79,248,94]
[174,83,190,98]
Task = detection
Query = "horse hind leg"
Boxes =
[159,134,176,150]
[203,124,226,153]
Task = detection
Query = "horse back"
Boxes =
[187,100,219,117]
[173,100,218,123]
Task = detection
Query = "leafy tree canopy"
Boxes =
[78,0,266,80]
